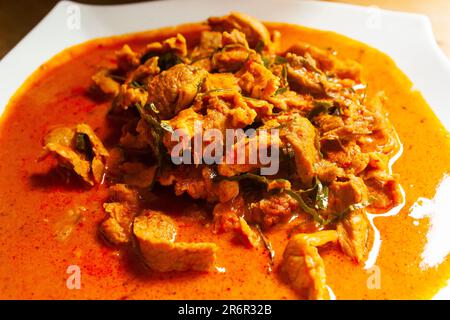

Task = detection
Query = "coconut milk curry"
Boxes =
[0,13,449,299]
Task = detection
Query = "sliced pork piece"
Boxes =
[92,69,121,97]
[237,60,280,99]
[143,33,188,58]
[159,166,239,203]
[280,230,337,300]
[76,124,109,183]
[100,184,139,245]
[283,115,320,187]
[217,129,280,177]
[133,210,217,272]
[41,124,109,185]
[147,64,207,119]
[212,195,260,248]
[100,202,135,245]
[116,44,141,72]
[337,209,370,263]
[208,12,271,49]
[43,143,92,184]
[287,42,361,81]
[328,175,368,213]
[250,192,299,228]
[285,52,327,96]
[202,73,240,92]
[328,176,371,262]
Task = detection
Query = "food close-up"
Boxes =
[0,0,449,302]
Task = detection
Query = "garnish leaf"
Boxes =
[274,87,288,96]
[308,100,338,120]
[262,56,271,68]
[299,54,322,74]
[215,173,288,190]
[130,81,145,89]
[75,133,88,153]
[281,64,288,86]
[140,51,183,70]
[255,224,275,272]
[274,56,287,65]
[255,40,265,53]
[74,133,93,160]
[109,74,126,82]
[158,51,183,71]
[284,189,325,224]
[135,103,172,171]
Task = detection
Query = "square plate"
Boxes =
[0,0,449,299]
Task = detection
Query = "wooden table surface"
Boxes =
[0,0,449,59]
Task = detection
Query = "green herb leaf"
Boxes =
[213,44,251,68]
[215,172,291,189]
[274,87,288,96]
[255,224,275,271]
[75,133,88,153]
[109,74,126,82]
[216,172,271,185]
[140,50,184,70]
[140,51,158,64]
[262,56,271,68]
[74,133,94,160]
[255,40,265,53]
[284,189,325,224]
[217,173,332,226]
[130,81,145,89]
[135,103,171,171]
[274,56,287,64]
[200,88,236,96]
[281,64,288,85]
[308,100,336,120]
[158,51,183,71]
[299,54,322,74]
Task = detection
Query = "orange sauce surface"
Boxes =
[0,22,449,299]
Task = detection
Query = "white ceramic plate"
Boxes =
[0,0,449,299]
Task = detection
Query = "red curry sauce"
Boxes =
[0,22,449,299]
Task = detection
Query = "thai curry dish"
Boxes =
[1,13,450,300]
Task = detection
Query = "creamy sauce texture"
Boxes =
[0,22,449,299]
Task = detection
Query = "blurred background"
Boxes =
[0,0,449,59]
